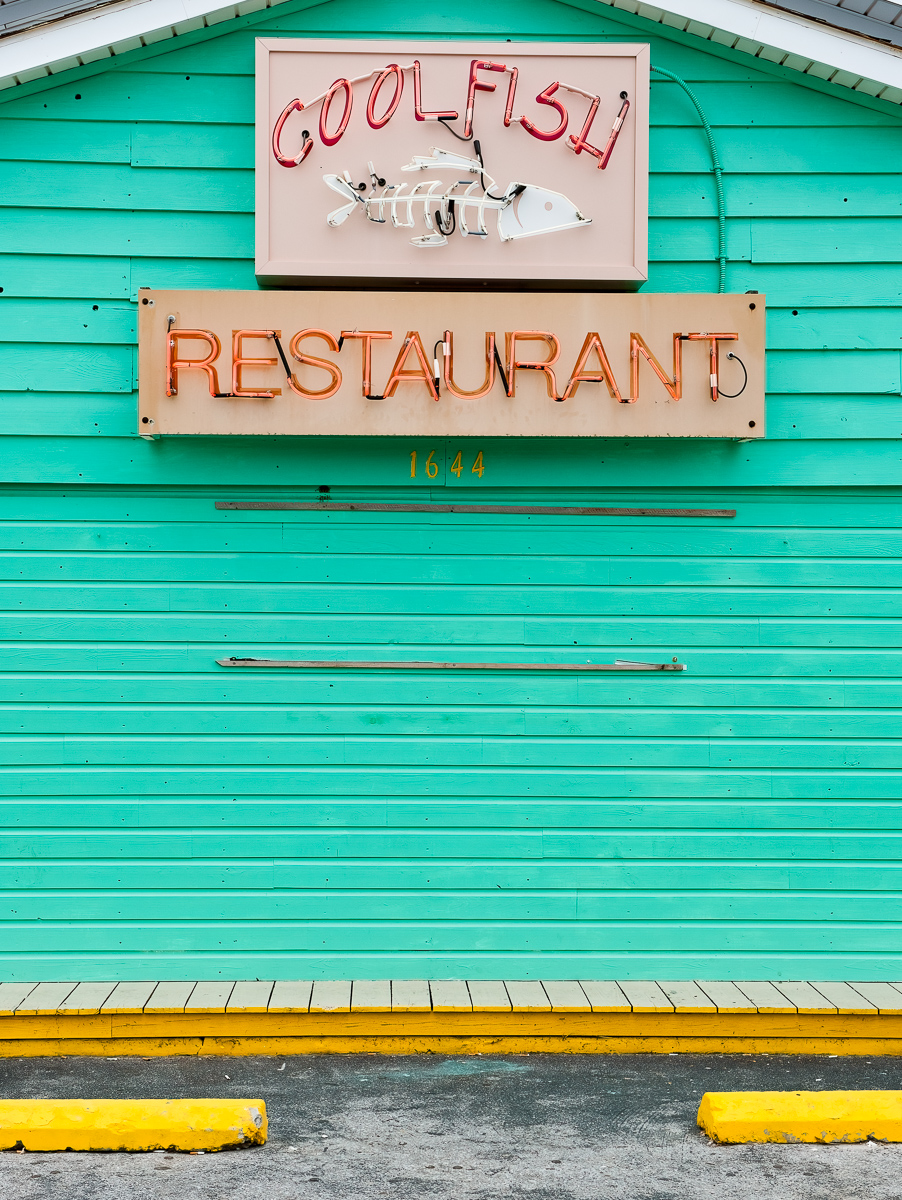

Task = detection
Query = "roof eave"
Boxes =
[0,0,900,104]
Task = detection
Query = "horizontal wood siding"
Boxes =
[0,0,900,979]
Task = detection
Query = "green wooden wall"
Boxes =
[2,0,902,981]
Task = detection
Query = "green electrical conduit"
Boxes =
[650,65,727,293]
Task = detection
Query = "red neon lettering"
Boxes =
[288,329,342,399]
[629,333,683,404]
[519,81,568,142]
[340,330,392,397]
[367,64,404,130]
[686,332,738,402]
[166,329,221,397]
[442,330,496,400]
[464,60,515,138]
[319,78,353,147]
[569,95,630,169]
[272,98,312,167]
[560,332,622,403]
[413,59,458,122]
[231,330,281,399]
[505,331,561,401]
[383,332,439,402]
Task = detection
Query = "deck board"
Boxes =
[57,982,117,1014]
[391,980,431,1012]
[15,982,77,1016]
[144,981,197,1014]
[542,981,591,1012]
[351,980,391,1012]
[656,981,717,1013]
[101,981,157,1013]
[733,982,797,1013]
[504,981,552,1012]
[467,981,511,1011]
[809,981,877,1014]
[695,981,757,1013]
[579,981,631,1012]
[776,981,837,1013]
[429,980,472,1012]
[310,980,351,1012]
[0,983,38,1017]
[226,981,274,1013]
[616,981,673,1013]
[268,980,313,1013]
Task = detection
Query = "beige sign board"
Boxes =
[138,289,765,438]
[255,40,649,287]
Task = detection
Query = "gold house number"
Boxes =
[410,450,484,478]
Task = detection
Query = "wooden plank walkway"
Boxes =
[2,980,900,1016]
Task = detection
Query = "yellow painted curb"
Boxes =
[698,1090,902,1144]
[0,1098,267,1152]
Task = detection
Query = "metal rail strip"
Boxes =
[217,658,686,672]
[215,502,734,517]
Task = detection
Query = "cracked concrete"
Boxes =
[1,1052,901,1198]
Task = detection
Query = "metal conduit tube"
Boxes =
[651,65,727,293]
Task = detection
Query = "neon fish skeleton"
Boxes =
[324,146,591,248]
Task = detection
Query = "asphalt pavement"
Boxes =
[1,1051,901,1199]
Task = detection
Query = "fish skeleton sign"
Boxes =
[324,146,591,247]
[256,40,649,286]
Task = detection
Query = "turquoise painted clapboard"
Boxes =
[0,0,901,980]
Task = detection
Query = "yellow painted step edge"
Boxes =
[0,1099,267,1152]
[698,1090,902,1144]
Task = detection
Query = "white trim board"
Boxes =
[595,0,902,100]
[0,0,900,101]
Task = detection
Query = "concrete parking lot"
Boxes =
[1,1051,901,1199]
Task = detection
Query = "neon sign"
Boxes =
[256,41,649,286]
[139,290,765,439]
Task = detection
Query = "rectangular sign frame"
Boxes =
[138,289,765,439]
[255,39,649,289]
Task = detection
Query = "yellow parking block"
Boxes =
[698,1090,902,1144]
[0,1098,267,1152]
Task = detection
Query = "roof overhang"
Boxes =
[0,0,900,103]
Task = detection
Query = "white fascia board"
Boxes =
[0,0,281,84]
[0,0,900,96]
[600,0,902,92]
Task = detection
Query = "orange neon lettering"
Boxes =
[629,332,683,404]
[288,329,342,399]
[231,330,281,398]
[166,329,221,397]
[560,332,622,403]
[505,331,561,400]
[442,330,496,399]
[686,332,738,401]
[340,330,392,397]
[383,332,440,402]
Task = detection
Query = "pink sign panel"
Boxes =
[255,40,649,287]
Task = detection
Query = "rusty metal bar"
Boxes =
[216,658,686,672]
[215,502,734,517]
